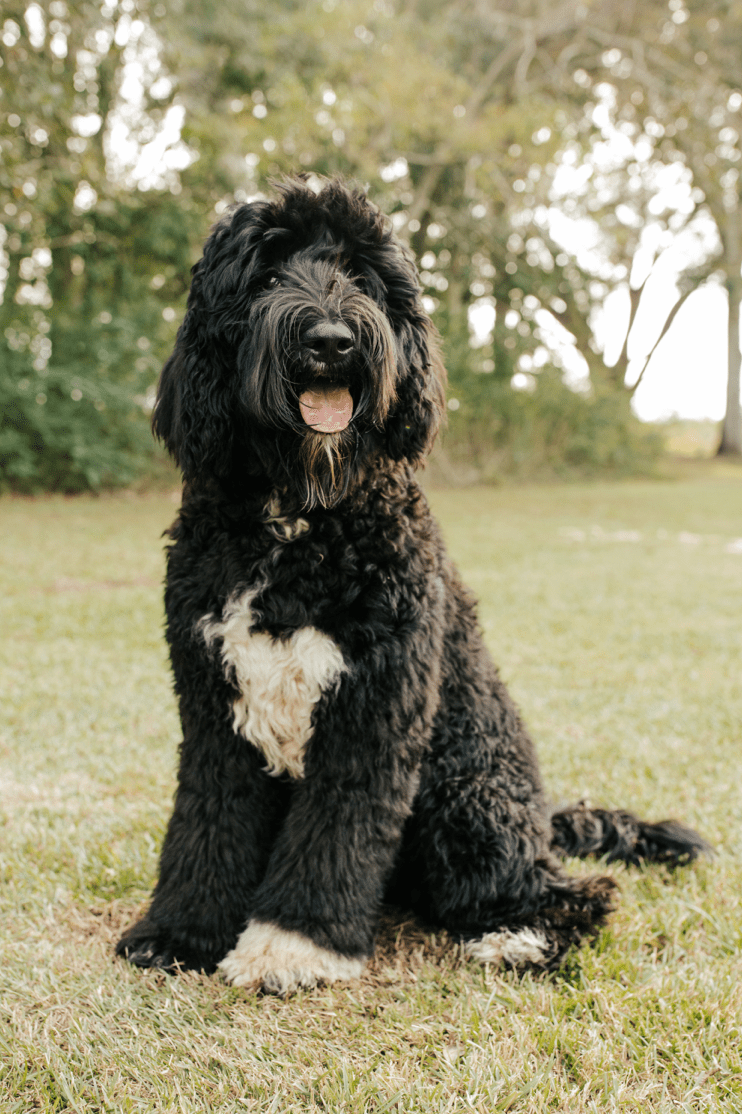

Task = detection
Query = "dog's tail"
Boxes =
[550,801,713,867]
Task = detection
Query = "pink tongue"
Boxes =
[299,385,354,433]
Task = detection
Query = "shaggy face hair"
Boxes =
[117,177,709,995]
[240,254,398,509]
[151,179,442,512]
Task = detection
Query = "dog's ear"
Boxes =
[385,317,447,465]
[368,239,446,466]
[151,327,235,480]
[352,225,447,466]
[152,206,268,479]
[152,283,236,479]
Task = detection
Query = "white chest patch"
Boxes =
[200,590,346,778]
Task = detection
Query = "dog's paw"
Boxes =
[116,924,218,974]
[118,937,175,970]
[465,926,554,968]
[218,920,364,996]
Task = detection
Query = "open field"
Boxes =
[1,466,741,1113]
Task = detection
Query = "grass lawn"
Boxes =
[1,465,741,1113]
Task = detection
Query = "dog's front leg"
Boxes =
[116,739,290,973]
[116,642,293,975]
[219,761,419,995]
[219,638,440,995]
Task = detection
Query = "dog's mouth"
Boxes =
[298,382,354,433]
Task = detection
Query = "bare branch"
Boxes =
[627,282,702,396]
[406,3,588,227]
[406,38,524,226]
[611,275,649,383]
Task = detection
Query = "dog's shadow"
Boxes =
[86,900,455,985]
[364,907,465,987]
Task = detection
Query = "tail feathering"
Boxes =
[550,801,713,867]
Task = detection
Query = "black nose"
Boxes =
[303,321,354,364]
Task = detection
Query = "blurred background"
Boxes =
[1,0,741,492]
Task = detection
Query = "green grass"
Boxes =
[1,466,741,1113]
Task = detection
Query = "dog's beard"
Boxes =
[296,427,354,510]
[241,264,399,510]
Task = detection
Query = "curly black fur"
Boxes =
[117,177,710,993]
[550,803,711,867]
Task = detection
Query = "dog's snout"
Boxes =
[304,321,354,364]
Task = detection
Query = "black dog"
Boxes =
[117,177,709,994]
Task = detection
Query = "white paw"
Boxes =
[219,921,365,995]
[465,926,550,967]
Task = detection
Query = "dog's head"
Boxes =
[153,176,446,508]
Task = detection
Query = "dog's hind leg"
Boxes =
[387,571,619,970]
[459,803,712,970]
[393,771,619,971]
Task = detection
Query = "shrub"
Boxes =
[0,351,156,493]
[435,365,663,482]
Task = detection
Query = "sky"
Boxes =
[544,106,737,425]
[470,277,733,423]
[612,284,729,422]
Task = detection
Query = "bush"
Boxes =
[435,365,663,483]
[0,351,156,493]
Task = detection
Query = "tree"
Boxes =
[500,0,742,452]
[413,0,742,452]
[157,0,656,454]
[0,0,196,488]
[601,0,742,453]
[3,0,691,488]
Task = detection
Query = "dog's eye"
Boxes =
[268,275,280,287]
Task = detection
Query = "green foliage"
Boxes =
[2,0,711,491]
[0,348,154,490]
[441,366,662,482]
[0,0,195,491]
[436,305,662,480]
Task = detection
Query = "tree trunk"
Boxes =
[718,272,742,455]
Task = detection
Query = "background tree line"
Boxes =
[1,0,741,490]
